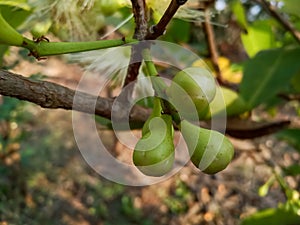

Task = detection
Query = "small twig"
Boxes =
[123,0,148,100]
[123,0,187,97]
[201,1,239,91]
[201,1,221,80]
[146,0,188,40]
[278,93,300,101]
[131,0,148,41]
[253,0,300,44]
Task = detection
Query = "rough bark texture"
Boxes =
[253,0,300,44]
[145,0,182,40]
[0,69,149,123]
[123,0,148,90]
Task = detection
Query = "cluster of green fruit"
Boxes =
[0,10,234,177]
[133,67,234,177]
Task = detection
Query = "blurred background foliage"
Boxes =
[0,0,300,224]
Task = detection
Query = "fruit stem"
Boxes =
[142,48,158,76]
[21,37,138,59]
[272,169,293,199]
[142,48,168,97]
[142,48,181,125]
[152,96,163,115]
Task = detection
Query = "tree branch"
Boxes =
[0,69,291,137]
[131,0,148,41]
[123,0,188,95]
[201,1,239,91]
[146,0,188,40]
[278,93,300,101]
[225,118,291,139]
[0,69,149,123]
[253,0,300,44]
[123,0,148,91]
[201,1,221,80]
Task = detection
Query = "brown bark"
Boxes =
[123,0,148,91]
[253,0,300,44]
[0,69,149,123]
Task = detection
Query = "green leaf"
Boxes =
[291,71,300,92]
[241,207,300,225]
[276,128,300,152]
[94,115,144,130]
[0,5,31,28]
[0,44,8,66]
[240,46,300,109]
[0,96,22,120]
[0,0,30,11]
[95,115,113,128]
[241,20,276,57]
[0,5,31,64]
[282,0,300,18]
[283,165,300,176]
[162,19,191,43]
[230,0,248,31]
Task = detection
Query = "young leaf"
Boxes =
[0,45,8,66]
[0,0,30,11]
[230,0,248,31]
[281,0,300,18]
[0,5,31,27]
[241,207,300,225]
[276,128,300,152]
[240,46,300,109]
[283,165,300,176]
[162,19,191,43]
[291,72,300,92]
[241,20,276,58]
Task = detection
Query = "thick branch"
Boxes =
[253,0,300,44]
[0,70,291,137]
[225,118,291,139]
[0,69,149,123]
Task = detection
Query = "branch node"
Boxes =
[33,35,50,43]
[176,0,187,5]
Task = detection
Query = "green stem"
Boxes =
[142,48,167,95]
[273,169,292,199]
[142,48,181,124]
[143,48,158,76]
[22,37,138,59]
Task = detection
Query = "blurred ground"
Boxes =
[0,51,299,225]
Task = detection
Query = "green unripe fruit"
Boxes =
[133,114,175,177]
[0,11,23,46]
[166,67,216,120]
[142,97,162,136]
[205,86,248,119]
[180,120,234,174]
